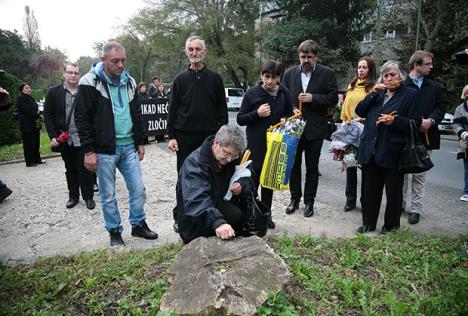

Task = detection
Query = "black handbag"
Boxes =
[398,119,434,174]
[239,193,271,238]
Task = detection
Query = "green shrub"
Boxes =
[31,88,44,101]
[0,72,21,146]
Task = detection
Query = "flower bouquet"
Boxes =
[329,120,363,168]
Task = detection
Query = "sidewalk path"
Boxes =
[1,143,466,265]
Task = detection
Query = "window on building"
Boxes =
[362,32,373,43]
[385,30,396,39]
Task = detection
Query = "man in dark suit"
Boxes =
[44,64,95,210]
[402,50,445,225]
[282,39,338,217]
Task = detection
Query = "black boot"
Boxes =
[132,220,158,240]
[109,228,124,246]
[285,199,299,214]
[268,214,275,229]
[303,203,314,217]
[356,225,376,233]
[66,198,79,208]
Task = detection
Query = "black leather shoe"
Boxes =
[36,161,46,164]
[380,225,399,235]
[356,225,376,233]
[109,228,124,246]
[173,221,179,233]
[85,199,96,210]
[0,187,12,203]
[408,212,420,225]
[285,200,299,214]
[132,220,158,240]
[66,198,79,208]
[344,204,356,212]
[26,163,38,167]
[303,203,314,217]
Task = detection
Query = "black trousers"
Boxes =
[345,166,364,208]
[361,158,403,231]
[61,145,94,200]
[218,200,243,232]
[173,130,217,220]
[22,131,41,166]
[289,137,324,204]
[252,168,273,210]
[175,130,216,172]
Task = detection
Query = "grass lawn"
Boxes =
[0,131,54,162]
[0,230,466,315]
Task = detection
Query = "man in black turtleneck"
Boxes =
[167,35,228,232]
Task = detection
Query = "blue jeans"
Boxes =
[97,144,147,233]
[464,158,468,195]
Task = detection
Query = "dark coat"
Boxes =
[16,93,40,133]
[177,136,250,244]
[356,85,422,169]
[404,76,445,149]
[236,83,294,170]
[282,64,338,140]
[44,84,68,140]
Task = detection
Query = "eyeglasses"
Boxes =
[220,144,239,161]
[64,71,80,75]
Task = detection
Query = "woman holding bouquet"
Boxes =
[340,56,376,212]
[16,83,43,167]
[237,60,293,228]
[355,60,421,233]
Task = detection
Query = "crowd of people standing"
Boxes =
[1,35,467,246]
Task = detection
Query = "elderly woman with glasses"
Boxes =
[176,124,253,244]
[355,60,422,234]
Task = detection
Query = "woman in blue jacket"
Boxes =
[355,60,421,233]
[237,60,293,228]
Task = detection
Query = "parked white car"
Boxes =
[225,88,244,111]
[438,113,454,134]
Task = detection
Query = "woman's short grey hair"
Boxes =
[215,124,246,153]
[378,60,407,82]
[185,35,206,50]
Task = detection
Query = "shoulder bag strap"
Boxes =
[408,119,416,147]
[65,99,77,131]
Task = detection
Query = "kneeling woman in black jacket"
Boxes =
[355,60,421,233]
[237,60,293,228]
[177,125,252,244]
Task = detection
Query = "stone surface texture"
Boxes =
[160,236,291,316]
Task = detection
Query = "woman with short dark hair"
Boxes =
[137,82,148,100]
[16,83,43,167]
[237,60,293,228]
